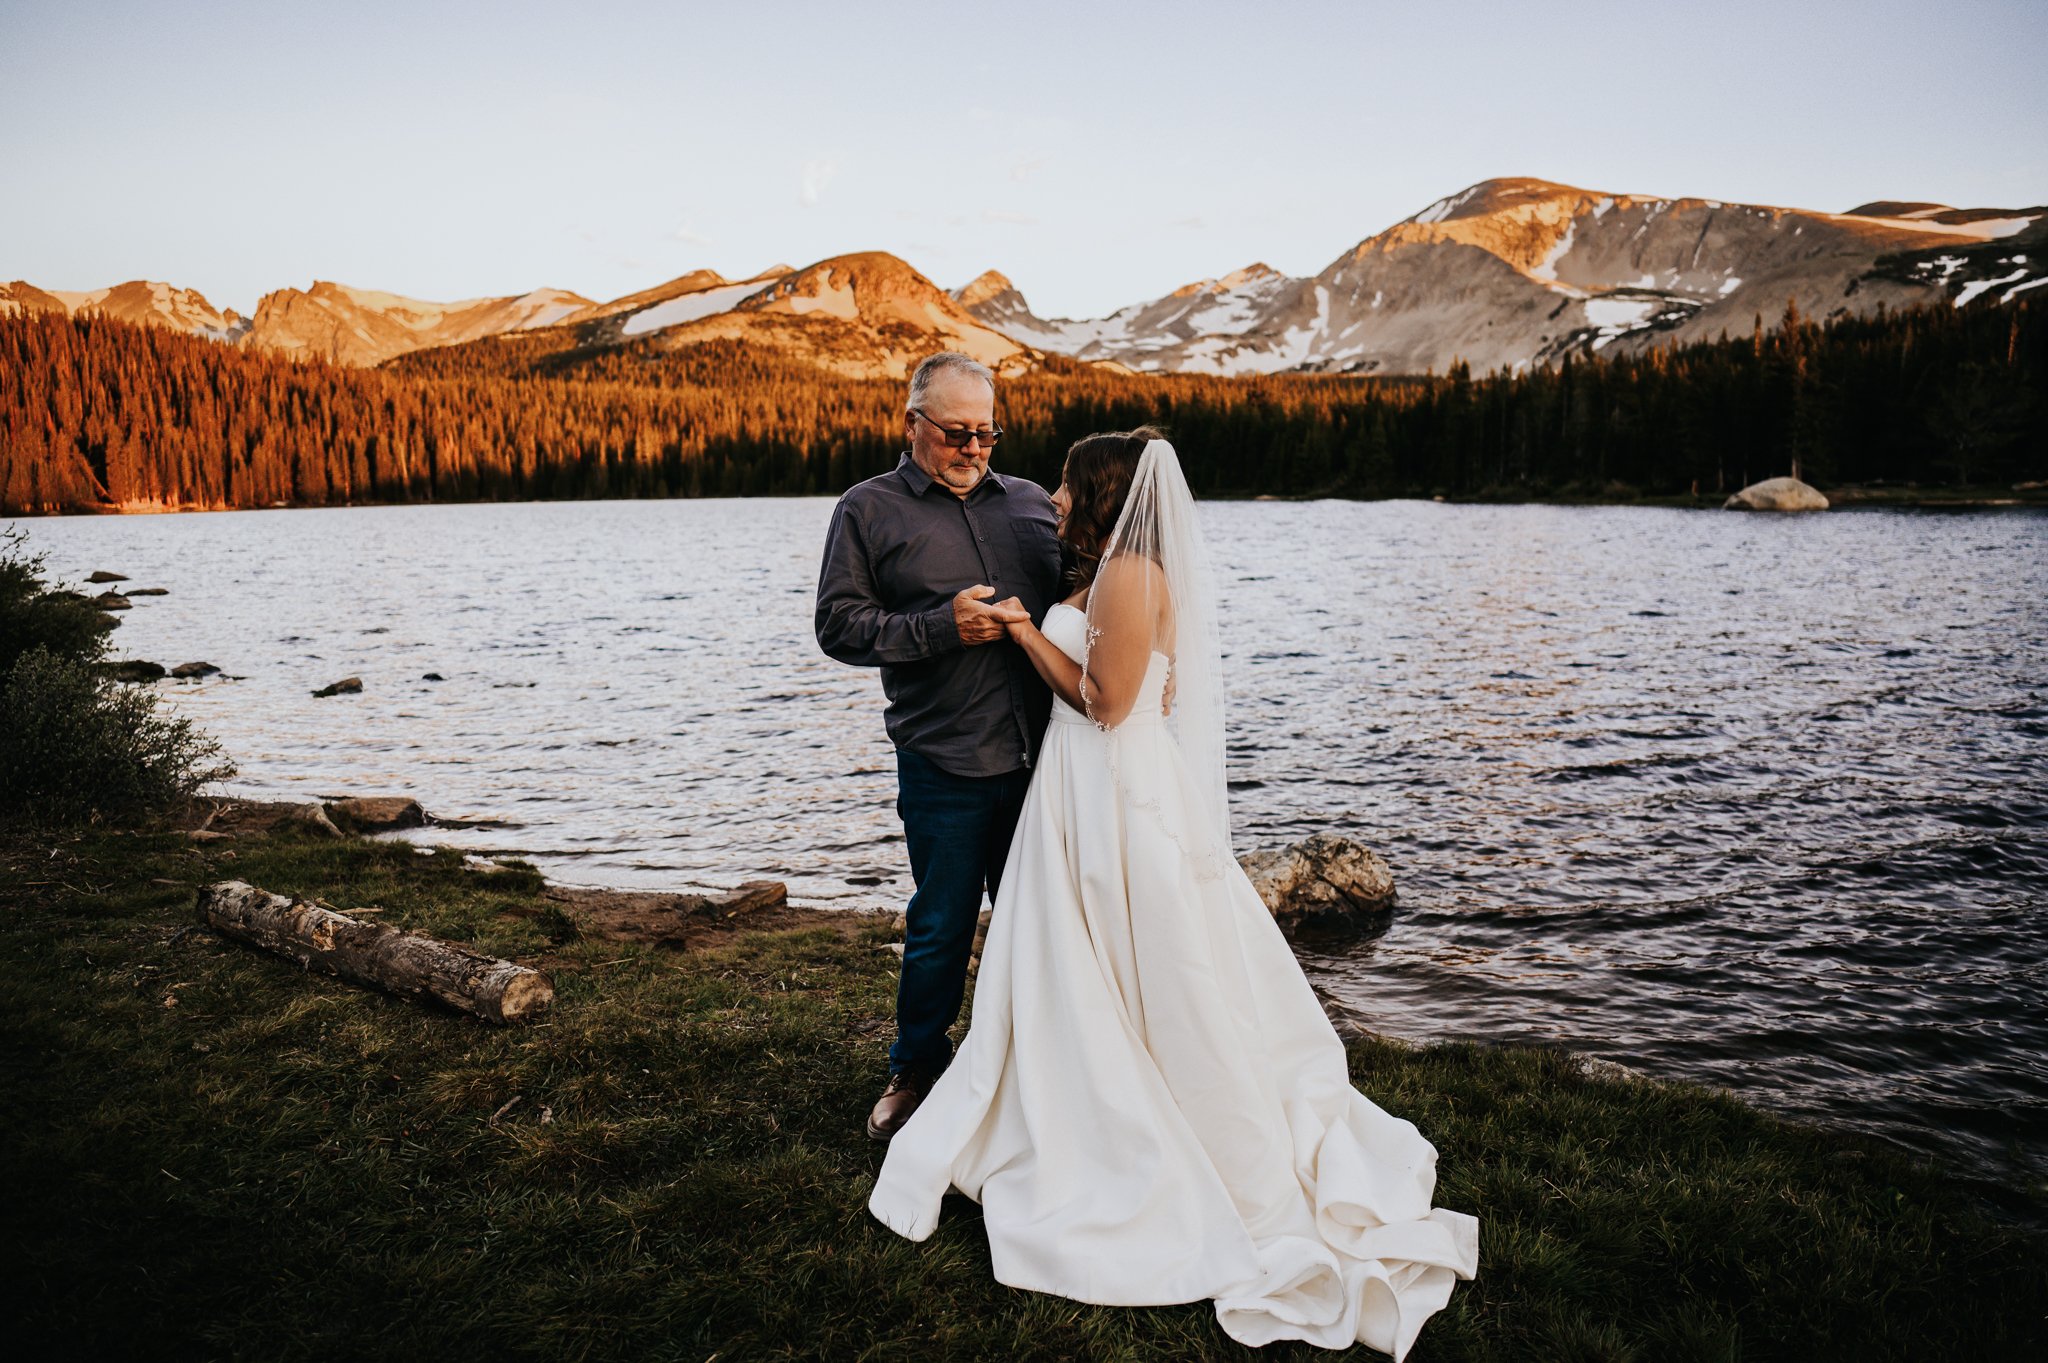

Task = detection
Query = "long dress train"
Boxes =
[867,602,1479,1358]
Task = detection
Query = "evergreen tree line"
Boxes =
[2,297,2040,516]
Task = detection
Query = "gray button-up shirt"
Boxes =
[815,451,1064,777]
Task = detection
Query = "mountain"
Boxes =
[953,264,1296,365]
[954,177,2048,375]
[0,278,601,365]
[636,252,1030,379]
[550,265,792,339]
[5,254,1022,378]
[13,176,2041,379]
[239,281,597,367]
[1,279,250,341]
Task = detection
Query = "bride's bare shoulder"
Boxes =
[1095,552,1168,597]
[1092,554,1172,633]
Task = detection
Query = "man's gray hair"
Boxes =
[906,351,995,413]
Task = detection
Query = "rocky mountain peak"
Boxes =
[741,252,961,321]
[954,270,1017,308]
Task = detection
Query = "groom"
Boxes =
[814,351,1063,1141]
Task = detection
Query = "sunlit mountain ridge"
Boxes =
[5,176,2040,378]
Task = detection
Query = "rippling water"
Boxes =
[14,497,2047,1215]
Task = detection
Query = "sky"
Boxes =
[4,0,2045,321]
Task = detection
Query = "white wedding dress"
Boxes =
[868,600,1480,1358]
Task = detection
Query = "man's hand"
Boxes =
[955,585,1029,645]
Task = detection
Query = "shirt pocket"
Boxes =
[1011,515,1062,570]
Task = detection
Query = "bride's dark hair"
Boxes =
[1059,423,1167,594]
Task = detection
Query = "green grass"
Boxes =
[3,821,2043,1362]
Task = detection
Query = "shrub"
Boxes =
[0,531,236,826]
[0,646,237,826]
[0,526,116,674]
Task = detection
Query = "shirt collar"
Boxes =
[895,450,1007,500]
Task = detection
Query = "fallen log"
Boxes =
[197,880,553,1023]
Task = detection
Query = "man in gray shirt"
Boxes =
[815,351,1062,1140]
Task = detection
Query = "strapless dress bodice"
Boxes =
[1041,601,1169,727]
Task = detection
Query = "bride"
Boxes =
[866,427,1480,1357]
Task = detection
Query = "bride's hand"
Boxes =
[1162,663,1176,716]
[993,597,1031,638]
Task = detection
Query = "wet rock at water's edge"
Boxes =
[187,797,345,840]
[1723,476,1829,511]
[313,676,363,697]
[122,587,169,596]
[171,661,219,679]
[1238,833,1396,937]
[326,796,428,834]
[92,591,132,611]
[103,659,167,683]
[87,571,128,583]
[180,794,443,841]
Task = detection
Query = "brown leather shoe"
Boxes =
[866,1066,940,1142]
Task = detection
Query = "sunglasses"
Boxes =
[912,408,1003,448]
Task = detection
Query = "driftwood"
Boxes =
[197,880,552,1023]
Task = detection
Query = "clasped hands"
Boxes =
[952,585,1174,714]
[952,584,1030,645]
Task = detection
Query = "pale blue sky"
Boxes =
[4,0,2044,320]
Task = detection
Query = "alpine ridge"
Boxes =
[8,176,2040,378]
[954,176,2047,376]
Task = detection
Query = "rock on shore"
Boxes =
[1723,476,1829,511]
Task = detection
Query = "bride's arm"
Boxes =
[1003,556,1165,728]
[1001,608,1087,714]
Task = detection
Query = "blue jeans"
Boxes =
[890,746,1032,1076]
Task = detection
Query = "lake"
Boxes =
[12,495,2046,1218]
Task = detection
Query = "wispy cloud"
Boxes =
[982,209,1037,225]
[673,218,712,247]
[1171,215,1207,229]
[1010,154,1048,182]
[800,159,837,207]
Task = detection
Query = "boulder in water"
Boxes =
[1723,476,1828,511]
[1238,833,1396,936]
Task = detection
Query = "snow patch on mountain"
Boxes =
[619,280,770,336]
[1833,212,2038,240]
[1955,268,2032,307]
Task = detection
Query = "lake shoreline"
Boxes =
[15,479,2048,518]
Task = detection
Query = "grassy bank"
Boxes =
[4,819,2044,1362]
